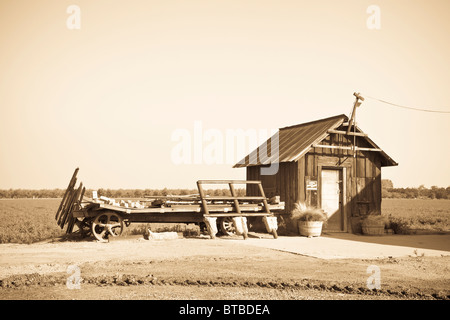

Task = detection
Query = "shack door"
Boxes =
[321,169,344,232]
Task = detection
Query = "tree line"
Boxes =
[0,180,448,199]
[0,188,245,199]
[382,180,450,199]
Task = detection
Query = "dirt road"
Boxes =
[0,234,449,300]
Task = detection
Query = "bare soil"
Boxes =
[0,234,449,300]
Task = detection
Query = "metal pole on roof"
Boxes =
[347,92,365,135]
[346,93,364,214]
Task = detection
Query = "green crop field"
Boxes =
[382,198,450,233]
[0,198,449,244]
[0,199,63,244]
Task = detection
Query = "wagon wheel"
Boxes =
[219,217,236,236]
[91,212,124,242]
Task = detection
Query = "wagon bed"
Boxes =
[55,168,283,242]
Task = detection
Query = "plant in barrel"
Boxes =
[290,203,328,237]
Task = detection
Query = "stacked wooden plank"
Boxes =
[55,168,85,234]
[94,195,146,209]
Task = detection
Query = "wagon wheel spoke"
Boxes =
[97,220,119,228]
[108,222,121,228]
[91,212,124,242]
[99,229,108,239]
[219,217,236,236]
[107,224,122,236]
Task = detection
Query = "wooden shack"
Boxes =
[234,114,398,233]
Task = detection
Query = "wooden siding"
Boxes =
[247,162,298,215]
[246,132,384,233]
[307,134,382,218]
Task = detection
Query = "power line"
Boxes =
[363,95,450,114]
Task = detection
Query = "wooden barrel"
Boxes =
[298,221,323,237]
[362,224,385,235]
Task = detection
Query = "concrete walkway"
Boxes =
[233,233,450,259]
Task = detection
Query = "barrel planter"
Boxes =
[361,215,386,235]
[298,221,323,237]
[362,224,385,235]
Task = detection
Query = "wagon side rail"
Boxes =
[196,180,271,214]
[196,180,279,239]
[55,168,85,234]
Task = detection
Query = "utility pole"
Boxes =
[346,92,365,135]
[347,92,365,211]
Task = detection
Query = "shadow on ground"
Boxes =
[323,232,450,252]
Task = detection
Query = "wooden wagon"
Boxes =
[55,168,283,242]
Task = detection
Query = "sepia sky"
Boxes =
[0,0,449,189]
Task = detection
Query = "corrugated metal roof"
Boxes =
[233,114,397,168]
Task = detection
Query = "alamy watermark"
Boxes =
[66,5,81,30]
[66,264,82,289]
[171,121,279,175]
[367,5,381,30]
[366,265,381,290]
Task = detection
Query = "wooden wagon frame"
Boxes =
[55,168,283,242]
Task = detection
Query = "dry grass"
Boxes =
[0,199,65,244]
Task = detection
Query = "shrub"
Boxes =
[361,213,387,227]
[387,217,410,234]
[290,203,328,222]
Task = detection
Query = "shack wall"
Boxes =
[246,133,383,233]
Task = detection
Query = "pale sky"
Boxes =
[0,0,449,189]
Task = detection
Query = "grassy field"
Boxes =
[0,199,64,244]
[0,198,449,244]
[382,199,450,234]
[0,199,197,244]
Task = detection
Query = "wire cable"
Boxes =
[363,95,450,114]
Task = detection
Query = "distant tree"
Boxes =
[434,187,446,199]
[381,179,394,198]
[405,188,418,199]
[382,179,394,189]
[97,188,105,197]
[133,189,144,198]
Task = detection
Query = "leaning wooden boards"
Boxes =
[55,168,85,233]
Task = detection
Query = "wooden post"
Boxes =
[66,184,84,234]
[196,181,209,215]
[262,216,278,239]
[203,217,218,239]
[61,184,81,229]
[228,183,241,214]
[233,217,248,239]
[257,182,271,214]
[57,178,77,227]
[55,168,79,220]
